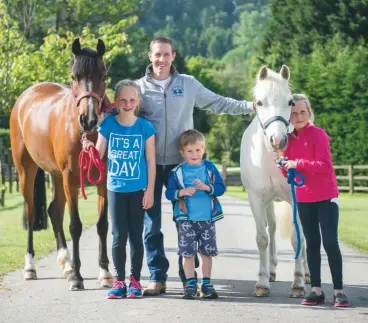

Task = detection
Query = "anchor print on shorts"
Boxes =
[178,221,218,257]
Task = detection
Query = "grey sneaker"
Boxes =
[333,293,349,307]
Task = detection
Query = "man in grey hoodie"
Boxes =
[136,36,254,296]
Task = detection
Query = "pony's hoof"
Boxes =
[100,278,113,288]
[254,286,269,297]
[269,273,276,282]
[304,273,311,284]
[289,287,305,298]
[69,280,84,291]
[24,270,37,280]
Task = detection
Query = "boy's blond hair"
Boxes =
[179,129,205,151]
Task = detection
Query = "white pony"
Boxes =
[240,65,310,297]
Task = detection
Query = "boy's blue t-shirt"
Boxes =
[182,162,212,221]
[98,116,156,193]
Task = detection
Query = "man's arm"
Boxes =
[193,77,254,115]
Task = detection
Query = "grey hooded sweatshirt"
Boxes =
[136,64,254,165]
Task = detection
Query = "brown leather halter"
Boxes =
[71,81,107,114]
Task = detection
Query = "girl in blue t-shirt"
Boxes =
[82,80,156,299]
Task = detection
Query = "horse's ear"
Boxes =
[280,65,290,81]
[72,38,81,56]
[258,66,268,80]
[96,39,105,57]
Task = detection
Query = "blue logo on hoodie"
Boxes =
[172,86,184,97]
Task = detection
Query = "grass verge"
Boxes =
[0,187,99,279]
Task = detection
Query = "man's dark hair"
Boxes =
[149,36,175,52]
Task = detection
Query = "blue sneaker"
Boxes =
[183,283,198,299]
[200,283,218,299]
[106,280,127,299]
[127,275,143,298]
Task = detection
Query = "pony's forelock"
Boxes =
[252,68,291,100]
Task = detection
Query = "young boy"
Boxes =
[165,129,226,299]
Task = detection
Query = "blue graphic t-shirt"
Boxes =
[98,116,156,193]
[182,162,212,221]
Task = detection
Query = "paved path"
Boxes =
[1,196,367,323]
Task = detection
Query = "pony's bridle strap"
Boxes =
[255,106,290,131]
[75,91,103,108]
[71,82,107,114]
[260,115,290,129]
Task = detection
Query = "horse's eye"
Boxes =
[71,75,76,81]
[103,75,107,81]
[289,99,295,107]
[257,101,263,106]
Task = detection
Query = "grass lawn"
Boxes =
[225,186,368,254]
[0,186,99,279]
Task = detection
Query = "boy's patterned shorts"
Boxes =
[178,220,218,257]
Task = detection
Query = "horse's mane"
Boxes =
[69,48,105,80]
[252,68,291,100]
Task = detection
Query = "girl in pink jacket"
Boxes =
[280,94,348,308]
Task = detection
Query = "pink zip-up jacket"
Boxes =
[281,123,339,203]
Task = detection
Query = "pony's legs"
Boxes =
[12,143,38,280]
[248,190,270,296]
[96,183,113,288]
[266,203,277,282]
[289,207,306,298]
[48,175,73,279]
[62,171,84,290]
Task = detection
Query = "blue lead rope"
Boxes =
[277,159,305,259]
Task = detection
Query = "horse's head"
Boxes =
[252,65,294,151]
[70,38,107,133]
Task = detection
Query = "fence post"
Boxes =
[348,165,354,194]
[6,152,12,194]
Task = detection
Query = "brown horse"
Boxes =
[10,38,113,290]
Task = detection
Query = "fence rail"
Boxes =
[223,165,368,193]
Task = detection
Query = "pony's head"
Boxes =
[70,38,107,133]
[252,65,294,151]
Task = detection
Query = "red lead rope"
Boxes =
[78,138,106,200]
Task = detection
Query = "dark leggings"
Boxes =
[297,199,343,290]
[108,189,145,282]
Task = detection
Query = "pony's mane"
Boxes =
[252,68,291,100]
[69,48,105,80]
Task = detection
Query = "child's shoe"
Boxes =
[106,280,127,299]
[127,275,143,298]
[333,293,349,307]
[183,282,198,299]
[200,283,219,299]
[301,291,325,305]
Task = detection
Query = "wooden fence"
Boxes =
[0,134,367,206]
[223,165,368,193]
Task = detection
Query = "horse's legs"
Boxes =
[62,171,84,290]
[96,183,113,288]
[248,190,270,297]
[289,206,306,298]
[48,175,73,279]
[11,138,39,280]
[266,203,277,282]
